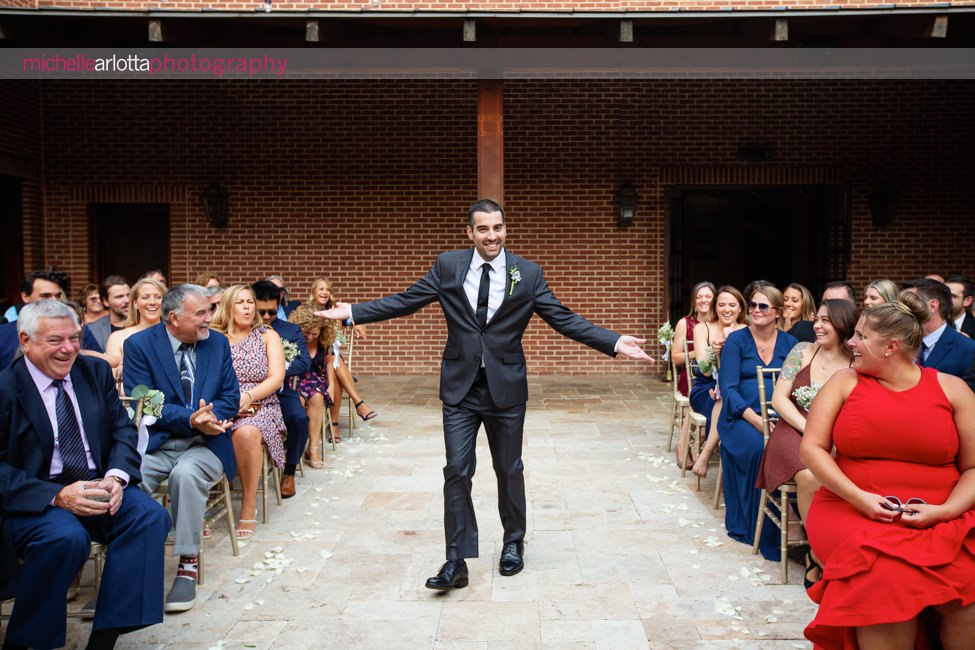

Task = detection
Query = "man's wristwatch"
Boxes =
[109,476,126,487]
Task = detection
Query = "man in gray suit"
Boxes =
[82,276,130,353]
[318,199,653,590]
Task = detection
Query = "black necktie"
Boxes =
[918,341,929,365]
[52,379,90,485]
[178,343,194,406]
[476,263,492,329]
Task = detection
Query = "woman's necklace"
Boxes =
[753,329,775,354]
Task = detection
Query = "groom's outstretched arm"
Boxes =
[316,257,442,326]
[532,268,654,363]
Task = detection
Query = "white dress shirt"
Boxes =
[921,322,948,362]
[24,357,129,485]
[465,248,507,324]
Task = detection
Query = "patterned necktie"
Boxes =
[476,263,492,329]
[178,343,194,406]
[52,379,90,485]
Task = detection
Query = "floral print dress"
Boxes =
[230,326,286,467]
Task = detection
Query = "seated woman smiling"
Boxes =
[801,293,975,649]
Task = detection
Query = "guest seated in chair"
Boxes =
[103,278,166,373]
[801,293,975,649]
[717,284,797,560]
[252,279,311,495]
[862,278,899,309]
[306,277,377,432]
[690,285,747,478]
[123,284,240,613]
[908,279,975,378]
[81,276,131,355]
[781,283,817,343]
[288,305,337,464]
[756,299,857,588]
[673,281,716,468]
[78,283,106,326]
[0,300,171,650]
[266,274,302,320]
[211,285,286,538]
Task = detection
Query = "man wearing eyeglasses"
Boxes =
[252,280,311,498]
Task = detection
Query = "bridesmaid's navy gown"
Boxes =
[716,327,797,561]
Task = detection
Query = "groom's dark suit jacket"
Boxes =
[352,248,619,407]
[0,355,142,598]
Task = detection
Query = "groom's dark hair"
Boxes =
[467,199,505,228]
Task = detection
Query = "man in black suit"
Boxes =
[0,300,170,650]
[317,199,653,590]
[252,280,311,497]
[946,276,975,339]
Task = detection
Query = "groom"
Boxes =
[317,199,653,589]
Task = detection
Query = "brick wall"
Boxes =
[0,81,44,274]
[29,0,975,11]
[35,79,975,375]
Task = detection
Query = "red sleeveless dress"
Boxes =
[676,315,699,397]
[805,367,975,649]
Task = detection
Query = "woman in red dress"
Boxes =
[800,292,975,649]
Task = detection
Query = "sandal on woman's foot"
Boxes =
[308,457,324,469]
[327,422,341,443]
[354,400,377,422]
[202,520,213,539]
[236,519,257,540]
[804,550,823,589]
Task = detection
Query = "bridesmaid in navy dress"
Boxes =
[717,285,797,560]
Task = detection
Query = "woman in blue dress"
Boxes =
[717,285,797,560]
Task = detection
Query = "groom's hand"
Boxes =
[315,302,352,322]
[616,336,656,363]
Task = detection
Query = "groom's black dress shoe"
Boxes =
[499,541,525,576]
[425,559,469,590]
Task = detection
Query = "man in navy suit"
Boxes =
[252,280,311,497]
[123,284,240,613]
[0,300,170,650]
[911,279,975,377]
[318,199,653,589]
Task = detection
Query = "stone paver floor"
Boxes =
[55,375,815,649]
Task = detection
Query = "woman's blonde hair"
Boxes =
[865,279,900,305]
[289,304,337,349]
[862,290,929,357]
[210,284,260,334]
[307,278,336,309]
[750,284,785,325]
[124,278,167,327]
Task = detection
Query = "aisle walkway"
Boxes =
[67,375,815,649]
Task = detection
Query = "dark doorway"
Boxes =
[668,186,848,323]
[0,176,24,314]
[91,203,170,285]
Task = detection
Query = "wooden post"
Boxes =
[477,80,504,204]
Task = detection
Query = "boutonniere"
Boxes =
[508,266,521,296]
